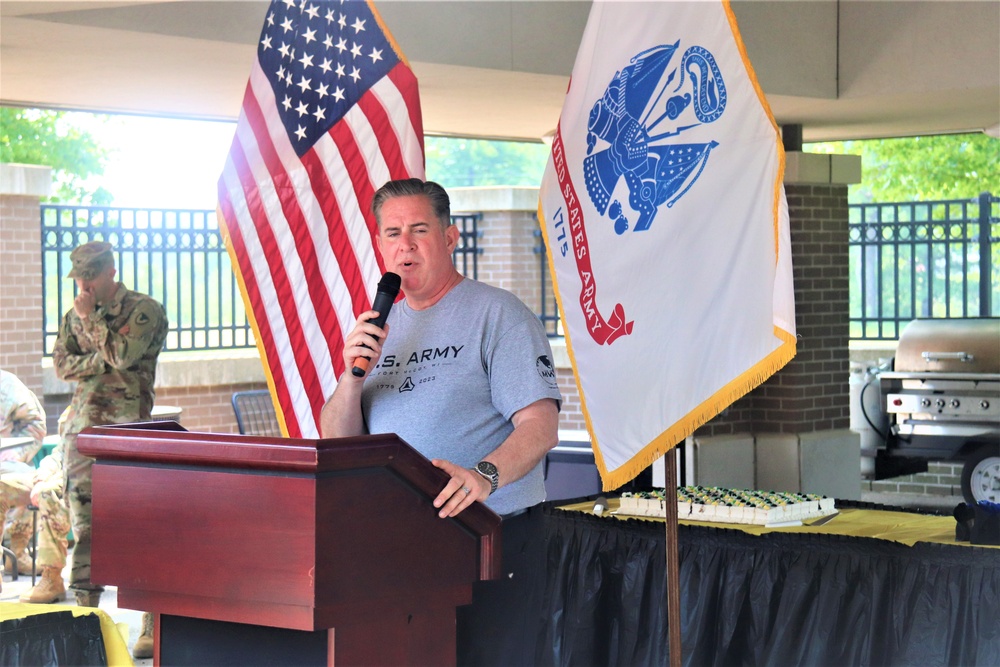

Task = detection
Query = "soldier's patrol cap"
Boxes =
[67,241,115,280]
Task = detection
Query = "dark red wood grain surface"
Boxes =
[79,423,501,665]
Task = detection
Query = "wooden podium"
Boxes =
[77,422,501,666]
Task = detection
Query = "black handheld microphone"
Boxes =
[351,272,401,377]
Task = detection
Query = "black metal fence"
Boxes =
[534,228,561,337]
[41,206,480,355]
[848,191,998,339]
[41,205,245,355]
[42,193,998,353]
[451,213,483,281]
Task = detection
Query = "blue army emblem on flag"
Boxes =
[584,41,727,235]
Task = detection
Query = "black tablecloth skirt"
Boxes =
[458,500,1000,667]
[0,610,108,666]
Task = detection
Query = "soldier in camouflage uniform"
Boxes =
[0,370,49,579]
[0,370,46,459]
[19,242,167,620]
[0,436,70,597]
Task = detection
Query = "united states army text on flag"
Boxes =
[538,0,796,489]
[218,0,424,438]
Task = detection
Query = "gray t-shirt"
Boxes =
[361,278,562,514]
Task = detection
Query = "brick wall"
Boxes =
[42,382,263,435]
[757,183,852,433]
[556,370,585,431]
[0,194,45,395]
[863,461,964,497]
[476,209,546,315]
[12,174,953,499]
[156,382,263,434]
[693,395,754,437]
[695,183,852,438]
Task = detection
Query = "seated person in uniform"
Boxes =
[1,369,48,577]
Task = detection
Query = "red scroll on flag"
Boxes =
[538,0,796,489]
[218,0,423,438]
[550,132,634,346]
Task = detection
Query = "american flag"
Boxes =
[218,0,424,439]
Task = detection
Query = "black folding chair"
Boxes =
[231,390,282,437]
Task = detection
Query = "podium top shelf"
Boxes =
[78,423,502,538]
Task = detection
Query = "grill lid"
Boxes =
[894,318,1000,374]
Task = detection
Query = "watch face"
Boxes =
[476,461,499,493]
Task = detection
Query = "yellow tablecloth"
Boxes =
[0,602,133,666]
[557,498,998,548]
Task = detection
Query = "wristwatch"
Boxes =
[473,460,499,495]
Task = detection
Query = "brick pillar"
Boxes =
[753,153,863,498]
[451,186,545,310]
[0,164,51,396]
[684,153,865,497]
[752,181,852,434]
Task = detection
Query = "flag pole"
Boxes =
[664,452,682,667]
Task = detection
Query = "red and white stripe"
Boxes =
[218,59,423,439]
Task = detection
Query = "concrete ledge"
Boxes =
[42,348,267,393]
[154,349,267,387]
[755,433,801,492]
[798,429,861,500]
[550,337,570,368]
[450,186,540,213]
[0,163,53,197]
[686,434,756,489]
[784,152,861,185]
[849,340,898,371]
[41,340,572,392]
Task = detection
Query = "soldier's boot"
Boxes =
[19,566,66,603]
[3,535,33,576]
[11,534,34,575]
[73,589,102,608]
[132,612,154,659]
[17,552,35,575]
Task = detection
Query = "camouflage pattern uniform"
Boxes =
[0,370,47,462]
[53,277,168,596]
[0,447,70,572]
[0,370,48,568]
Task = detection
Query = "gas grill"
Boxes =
[877,318,1000,504]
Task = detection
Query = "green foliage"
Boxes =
[805,133,1000,203]
[0,107,113,204]
[814,134,1000,332]
[428,133,1000,202]
[424,136,549,188]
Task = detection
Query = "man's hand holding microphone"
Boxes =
[347,272,401,378]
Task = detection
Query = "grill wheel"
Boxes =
[962,444,1000,504]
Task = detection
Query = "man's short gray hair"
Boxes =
[371,178,451,228]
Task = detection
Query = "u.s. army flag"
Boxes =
[538,0,796,490]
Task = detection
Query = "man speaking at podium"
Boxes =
[320,178,562,516]
[321,178,562,664]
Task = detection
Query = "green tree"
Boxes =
[810,133,1000,330]
[425,137,549,188]
[0,106,112,204]
[806,133,1000,203]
